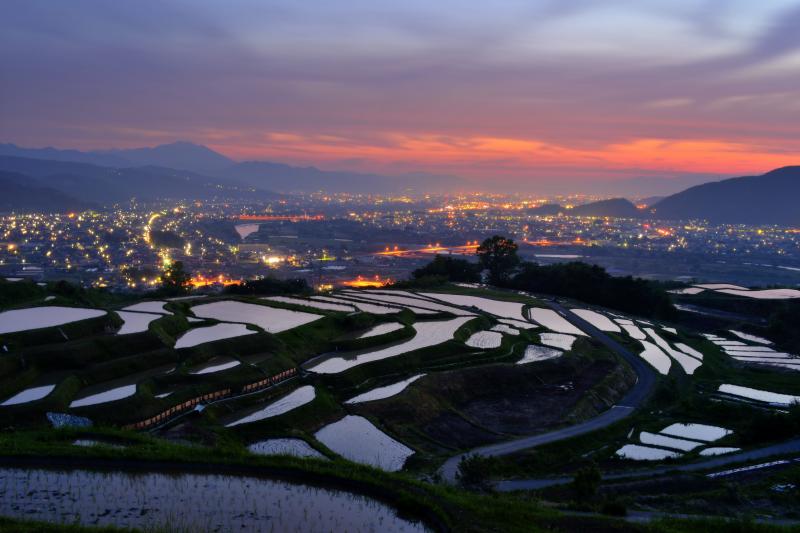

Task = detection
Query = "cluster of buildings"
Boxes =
[1,194,798,290]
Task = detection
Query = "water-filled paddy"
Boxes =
[0,306,106,334]
[263,296,355,312]
[639,431,702,452]
[516,345,562,365]
[490,324,519,335]
[615,444,679,461]
[69,384,137,408]
[644,328,702,375]
[0,467,427,532]
[571,309,620,332]
[312,295,402,315]
[0,384,56,406]
[420,292,526,320]
[718,384,800,406]
[619,323,646,340]
[343,291,472,315]
[121,301,170,314]
[174,323,255,349]
[659,423,731,442]
[115,311,161,335]
[465,330,503,348]
[227,386,316,427]
[315,415,414,471]
[189,356,241,375]
[529,308,584,335]
[539,333,576,350]
[309,316,472,374]
[191,300,322,333]
[358,322,405,339]
[699,447,740,456]
[248,438,326,459]
[729,330,772,345]
[346,374,426,404]
[637,340,672,375]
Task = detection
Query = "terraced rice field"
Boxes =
[516,345,562,365]
[490,324,519,335]
[420,293,526,320]
[69,384,137,408]
[262,296,355,312]
[189,357,240,375]
[571,309,620,332]
[122,301,171,314]
[539,333,576,350]
[116,311,161,335]
[314,415,414,471]
[639,431,703,452]
[0,306,106,334]
[659,423,731,442]
[345,374,426,404]
[191,300,322,333]
[227,386,316,427]
[643,328,702,375]
[529,308,585,335]
[312,295,403,315]
[248,438,326,459]
[616,444,680,460]
[0,384,56,406]
[174,323,255,349]
[637,340,672,375]
[342,291,473,315]
[309,316,473,374]
[465,330,503,349]
[357,322,404,339]
[718,384,800,406]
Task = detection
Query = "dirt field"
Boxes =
[353,353,630,455]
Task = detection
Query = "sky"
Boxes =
[1,0,799,185]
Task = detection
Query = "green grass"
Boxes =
[1,427,792,533]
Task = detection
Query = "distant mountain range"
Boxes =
[0,142,797,224]
[524,166,800,224]
[0,142,465,194]
[649,166,800,225]
[571,198,642,218]
[526,198,644,218]
[0,171,95,212]
[0,156,278,208]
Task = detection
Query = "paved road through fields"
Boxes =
[439,300,656,482]
[496,437,800,491]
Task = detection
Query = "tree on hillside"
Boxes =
[510,261,676,319]
[456,454,494,490]
[160,261,191,294]
[571,463,601,501]
[224,276,309,296]
[476,235,520,284]
[413,254,481,283]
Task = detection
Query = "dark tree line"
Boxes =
[224,276,309,296]
[412,235,676,319]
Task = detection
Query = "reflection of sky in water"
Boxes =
[0,468,427,532]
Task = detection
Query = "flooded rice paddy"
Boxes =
[190,300,322,333]
[315,415,414,471]
[248,438,326,459]
[227,386,316,427]
[1,384,56,406]
[0,306,106,334]
[345,375,426,404]
[0,467,428,532]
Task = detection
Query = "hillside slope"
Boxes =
[651,166,800,225]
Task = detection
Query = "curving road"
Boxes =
[496,437,800,491]
[439,300,657,482]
